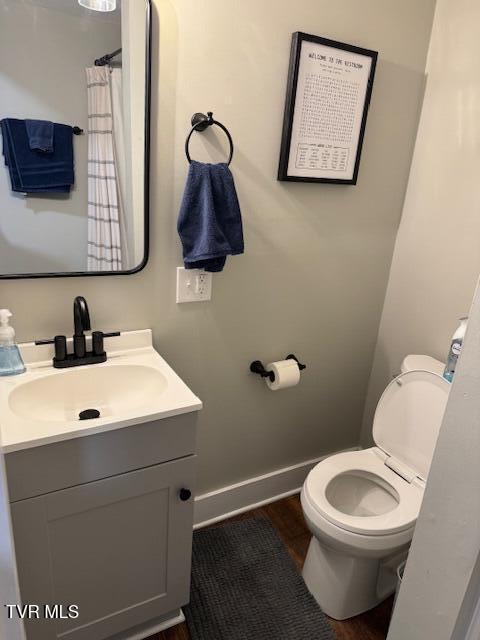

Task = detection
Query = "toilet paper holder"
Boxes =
[250,354,306,382]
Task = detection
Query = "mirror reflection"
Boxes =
[0,0,149,276]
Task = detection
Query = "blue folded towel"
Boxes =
[177,161,244,272]
[25,119,54,153]
[0,118,73,193]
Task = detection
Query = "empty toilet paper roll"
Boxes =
[265,359,301,391]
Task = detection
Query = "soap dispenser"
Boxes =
[0,309,26,376]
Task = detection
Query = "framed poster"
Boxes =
[278,32,377,184]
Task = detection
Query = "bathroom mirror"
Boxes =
[0,0,151,278]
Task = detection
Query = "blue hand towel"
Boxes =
[177,161,244,272]
[0,122,67,193]
[0,118,73,193]
[25,119,54,153]
[1,121,67,193]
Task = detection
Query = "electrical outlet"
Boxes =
[195,271,209,295]
[176,267,213,303]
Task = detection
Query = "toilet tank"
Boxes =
[401,354,444,376]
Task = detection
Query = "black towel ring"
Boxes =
[185,112,234,166]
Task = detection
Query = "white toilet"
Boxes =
[301,355,449,620]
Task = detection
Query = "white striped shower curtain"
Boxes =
[86,66,122,271]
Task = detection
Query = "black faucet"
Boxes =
[73,296,91,358]
[35,296,120,369]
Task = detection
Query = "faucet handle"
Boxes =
[91,331,121,356]
[103,331,121,338]
[35,335,67,362]
[35,337,55,346]
[92,331,103,356]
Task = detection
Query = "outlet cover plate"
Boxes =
[176,267,213,303]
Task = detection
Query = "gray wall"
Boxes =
[0,0,435,494]
[361,0,480,445]
[0,1,120,274]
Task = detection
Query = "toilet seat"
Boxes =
[303,448,424,536]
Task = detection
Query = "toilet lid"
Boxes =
[373,370,450,481]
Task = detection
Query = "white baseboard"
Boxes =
[117,610,185,640]
[194,447,359,529]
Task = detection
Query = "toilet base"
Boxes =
[302,537,405,620]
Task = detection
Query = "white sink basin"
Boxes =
[8,364,168,423]
[0,330,202,453]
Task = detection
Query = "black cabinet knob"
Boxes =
[179,488,191,502]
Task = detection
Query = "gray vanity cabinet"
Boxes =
[5,415,198,640]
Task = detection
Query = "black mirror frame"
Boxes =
[0,0,152,280]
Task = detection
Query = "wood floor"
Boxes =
[153,495,394,640]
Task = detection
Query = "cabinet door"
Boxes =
[11,456,196,640]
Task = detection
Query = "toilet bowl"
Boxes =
[301,357,449,620]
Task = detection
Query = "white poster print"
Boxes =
[287,41,372,180]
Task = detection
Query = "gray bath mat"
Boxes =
[184,517,335,640]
